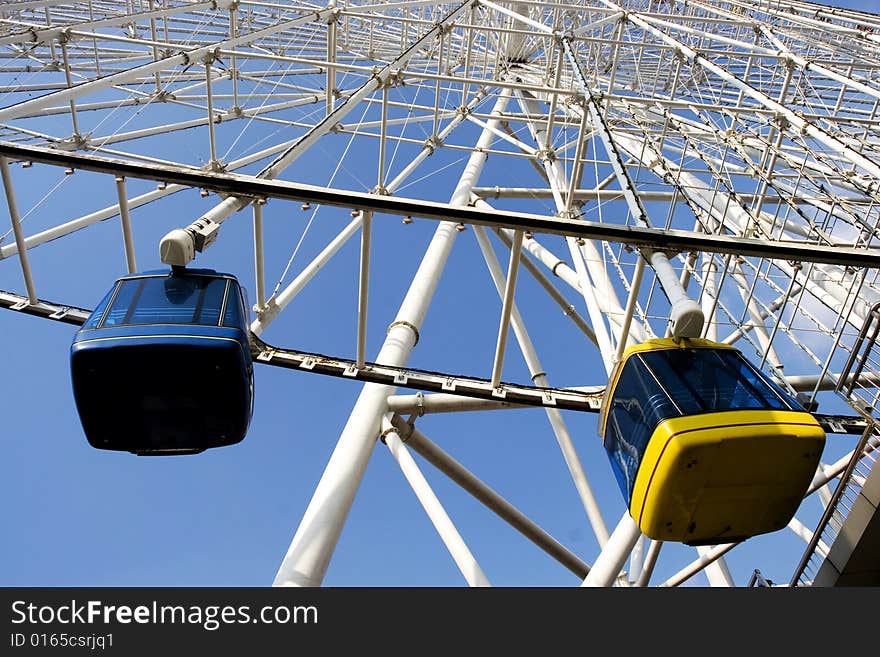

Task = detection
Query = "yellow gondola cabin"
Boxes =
[599,338,825,546]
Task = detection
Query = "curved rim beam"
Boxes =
[1,142,878,269]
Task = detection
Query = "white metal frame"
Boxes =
[1,0,879,587]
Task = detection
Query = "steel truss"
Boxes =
[2,0,880,587]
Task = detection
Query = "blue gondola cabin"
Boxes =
[70,269,254,455]
[600,338,825,545]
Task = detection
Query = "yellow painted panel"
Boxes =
[629,410,825,544]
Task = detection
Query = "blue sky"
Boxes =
[0,0,874,588]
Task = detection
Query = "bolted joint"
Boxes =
[771,112,790,130]
[378,68,405,88]
[37,27,63,45]
[423,135,443,155]
[563,93,587,108]
[205,158,226,172]
[535,147,556,163]
[199,48,221,65]
[255,295,279,324]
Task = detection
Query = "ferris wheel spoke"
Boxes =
[3,0,880,588]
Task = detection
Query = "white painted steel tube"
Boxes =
[659,542,738,587]
[272,89,509,587]
[0,1,216,47]
[251,215,362,335]
[0,9,336,123]
[479,0,554,34]
[114,177,138,274]
[0,184,184,260]
[161,4,477,264]
[634,540,662,587]
[619,8,880,182]
[490,225,597,346]
[581,512,641,587]
[251,93,483,335]
[474,226,610,546]
[381,418,490,587]
[394,418,591,579]
[515,92,619,369]
[253,202,266,309]
[614,257,645,364]
[490,229,523,388]
[0,157,38,303]
[696,546,734,587]
[356,211,372,369]
[387,393,524,414]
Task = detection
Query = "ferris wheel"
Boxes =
[1,0,879,588]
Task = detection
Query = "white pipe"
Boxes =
[0,9,336,123]
[659,542,738,587]
[204,61,219,166]
[0,129,334,262]
[356,211,372,369]
[251,93,484,335]
[0,1,216,47]
[618,8,880,182]
[253,202,266,309]
[0,183,184,260]
[629,536,644,585]
[272,89,510,587]
[614,257,645,364]
[387,392,524,414]
[161,2,478,264]
[696,546,735,587]
[489,224,598,346]
[381,418,491,587]
[700,257,718,341]
[490,229,523,387]
[514,92,623,371]
[114,176,137,274]
[251,215,362,335]
[479,0,554,35]
[611,128,880,327]
[558,49,704,339]
[394,417,591,579]
[634,540,662,587]
[0,157,38,303]
[581,512,641,587]
[787,516,830,557]
[474,225,610,547]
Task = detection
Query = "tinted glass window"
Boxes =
[82,283,118,329]
[222,285,247,329]
[641,348,791,413]
[604,355,680,502]
[101,276,228,327]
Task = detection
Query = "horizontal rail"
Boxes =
[0,287,870,430]
[2,143,880,268]
[0,287,604,413]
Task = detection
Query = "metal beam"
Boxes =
[2,144,877,269]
